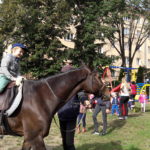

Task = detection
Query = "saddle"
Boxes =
[0,82,16,111]
[0,82,22,137]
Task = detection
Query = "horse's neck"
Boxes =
[47,68,89,101]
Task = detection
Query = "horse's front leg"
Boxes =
[22,136,46,150]
[31,136,46,150]
[21,140,31,150]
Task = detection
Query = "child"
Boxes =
[77,93,91,133]
[0,43,27,93]
[111,92,120,116]
[139,90,148,112]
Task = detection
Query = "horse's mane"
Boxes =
[24,65,91,86]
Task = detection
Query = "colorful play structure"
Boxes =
[103,66,150,101]
[135,83,150,101]
[109,66,137,82]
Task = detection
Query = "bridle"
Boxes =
[91,72,105,92]
[44,79,58,100]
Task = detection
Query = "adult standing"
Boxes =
[58,60,79,150]
[119,77,131,119]
[130,81,137,109]
[92,96,110,136]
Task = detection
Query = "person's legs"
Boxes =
[59,119,76,150]
[0,76,10,93]
[92,104,101,133]
[141,103,144,112]
[111,105,115,115]
[82,113,86,127]
[119,96,129,118]
[101,106,107,134]
[115,105,120,115]
[119,97,124,118]
[143,101,146,112]
[82,113,86,132]
[77,114,82,133]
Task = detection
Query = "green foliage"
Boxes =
[136,66,146,83]
[0,0,72,78]
[0,0,120,78]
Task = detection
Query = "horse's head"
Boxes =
[82,69,110,100]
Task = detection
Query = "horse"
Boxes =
[0,65,110,150]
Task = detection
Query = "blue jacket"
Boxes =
[112,97,119,105]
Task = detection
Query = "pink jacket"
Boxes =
[139,94,148,103]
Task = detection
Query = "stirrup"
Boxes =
[0,111,4,126]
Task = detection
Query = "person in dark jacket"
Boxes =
[58,95,80,150]
[58,61,79,150]
[92,96,110,136]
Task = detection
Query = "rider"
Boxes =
[0,43,27,93]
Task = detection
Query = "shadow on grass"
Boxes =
[108,119,126,134]
[129,113,142,118]
[49,142,142,150]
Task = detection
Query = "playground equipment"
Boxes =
[110,66,138,82]
[135,83,150,101]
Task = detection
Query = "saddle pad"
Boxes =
[5,83,23,117]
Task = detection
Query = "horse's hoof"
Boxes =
[0,135,4,139]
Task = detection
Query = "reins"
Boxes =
[53,113,86,133]
[44,79,58,99]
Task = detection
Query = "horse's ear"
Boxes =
[79,60,86,67]
[90,70,98,77]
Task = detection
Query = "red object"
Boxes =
[111,84,121,92]
[130,83,137,95]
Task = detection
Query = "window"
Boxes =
[64,33,75,41]
[111,55,115,63]
[97,46,103,54]
[136,58,141,65]
[137,30,141,37]
[148,46,150,53]
[124,42,128,50]
[111,70,116,77]
[124,28,129,35]
[123,17,130,21]
[125,57,129,65]
[148,59,150,67]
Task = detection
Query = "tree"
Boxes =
[101,0,150,68]
[136,66,146,83]
[0,0,73,78]
[63,0,117,69]
[0,0,117,78]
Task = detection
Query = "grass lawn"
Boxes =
[1,103,150,150]
[49,102,150,150]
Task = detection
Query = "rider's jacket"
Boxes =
[0,53,20,80]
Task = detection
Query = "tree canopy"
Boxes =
[1,0,148,78]
[102,0,150,68]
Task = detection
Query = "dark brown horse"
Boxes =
[0,65,110,150]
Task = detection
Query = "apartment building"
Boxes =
[58,17,150,81]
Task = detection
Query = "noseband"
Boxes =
[91,73,105,92]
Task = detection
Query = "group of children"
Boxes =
[110,89,148,116]
[76,86,149,135]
